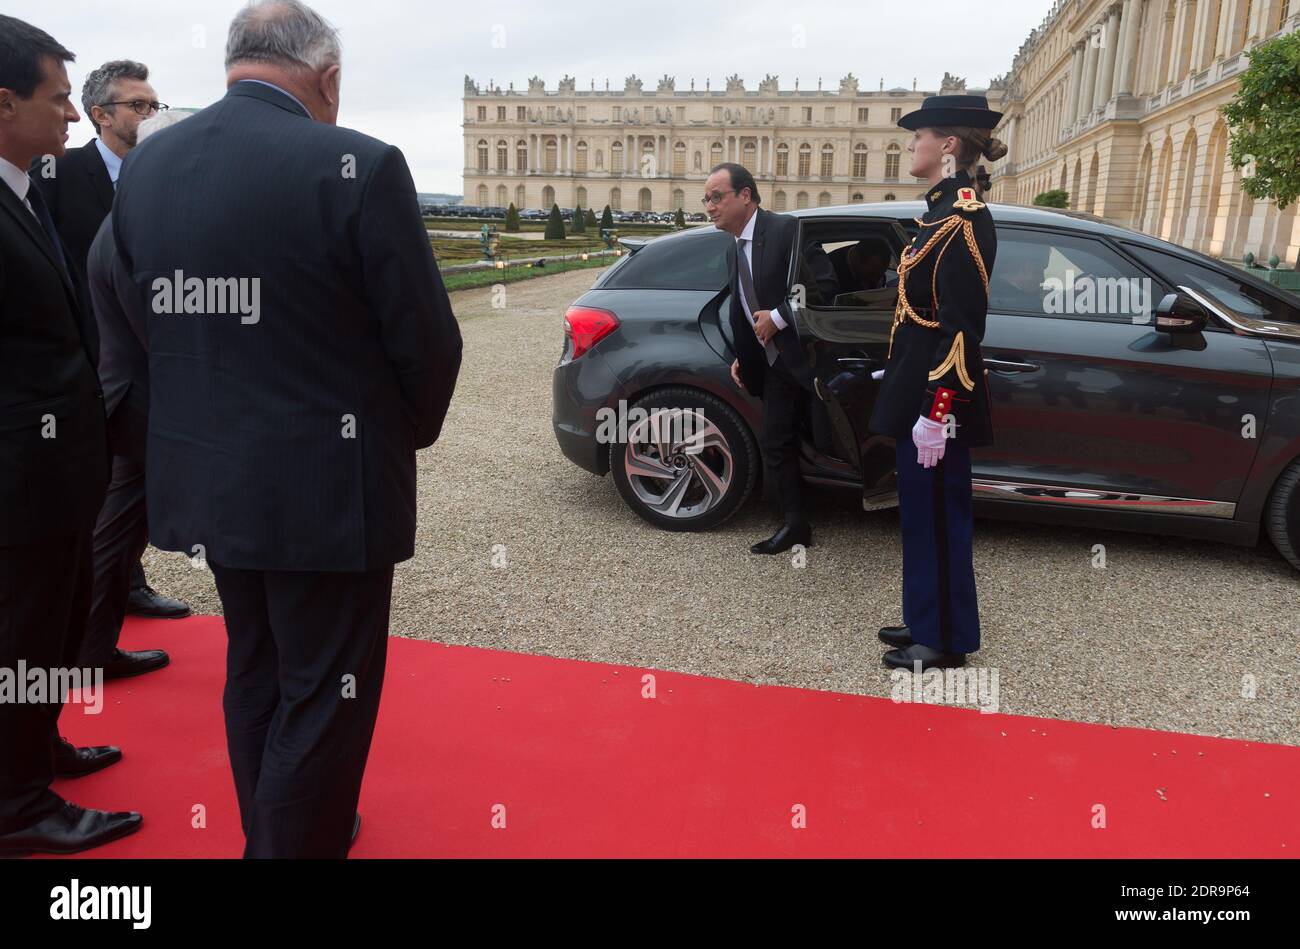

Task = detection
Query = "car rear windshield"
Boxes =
[601,230,733,291]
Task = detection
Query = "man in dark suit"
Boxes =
[112,0,462,858]
[30,59,190,671]
[0,14,142,856]
[708,162,836,554]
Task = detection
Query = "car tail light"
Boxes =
[564,306,619,361]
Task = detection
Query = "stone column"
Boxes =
[1079,29,1100,118]
[1097,5,1121,105]
[1067,40,1086,122]
[1116,0,1142,95]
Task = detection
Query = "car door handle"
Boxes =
[984,358,1040,373]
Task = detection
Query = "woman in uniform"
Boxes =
[867,95,1007,671]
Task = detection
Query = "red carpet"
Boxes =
[46,615,1298,858]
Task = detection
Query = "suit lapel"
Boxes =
[751,208,766,299]
[0,179,83,314]
[84,141,115,213]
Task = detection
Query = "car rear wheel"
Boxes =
[610,388,756,531]
[1265,457,1300,572]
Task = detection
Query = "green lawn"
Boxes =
[440,256,613,292]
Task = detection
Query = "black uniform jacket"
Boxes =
[869,168,997,447]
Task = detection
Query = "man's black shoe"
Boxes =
[52,738,122,779]
[0,802,141,857]
[103,647,170,680]
[126,585,192,619]
[749,523,813,555]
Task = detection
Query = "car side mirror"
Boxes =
[1154,291,1208,333]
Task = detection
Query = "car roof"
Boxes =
[641,200,1278,285]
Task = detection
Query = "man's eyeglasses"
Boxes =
[700,189,735,207]
[100,100,169,117]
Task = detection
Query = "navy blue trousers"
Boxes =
[895,434,981,654]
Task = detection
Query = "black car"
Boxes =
[552,201,1300,571]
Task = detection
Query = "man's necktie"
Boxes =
[737,238,777,366]
[24,181,71,277]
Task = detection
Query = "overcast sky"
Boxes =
[11,0,1056,194]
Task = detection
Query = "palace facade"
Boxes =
[461,73,1004,215]
[990,0,1300,264]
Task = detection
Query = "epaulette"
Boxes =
[952,186,985,212]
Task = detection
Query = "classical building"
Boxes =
[461,73,1004,214]
[991,0,1300,265]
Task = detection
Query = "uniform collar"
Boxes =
[924,167,973,211]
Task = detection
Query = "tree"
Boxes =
[1032,189,1069,209]
[505,203,521,232]
[544,202,567,240]
[600,205,614,230]
[1221,30,1300,210]
[571,203,585,234]
[675,207,686,228]
[585,207,598,228]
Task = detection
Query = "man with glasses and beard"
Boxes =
[30,59,188,693]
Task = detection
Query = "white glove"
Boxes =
[870,368,885,381]
[912,415,947,468]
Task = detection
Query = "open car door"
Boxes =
[787,215,910,508]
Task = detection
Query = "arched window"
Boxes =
[639,188,653,211]
[542,185,555,208]
[476,139,488,172]
[710,141,723,166]
[477,184,489,204]
[515,184,526,208]
[817,191,832,206]
[516,140,527,172]
[611,141,624,173]
[495,185,507,206]
[496,140,508,172]
[796,190,809,209]
[883,193,896,201]
[851,192,864,203]
[852,143,868,178]
[742,140,756,169]
[544,139,557,173]
[884,143,901,180]
[776,143,789,176]
[820,144,834,179]
[610,187,622,210]
[673,141,686,175]
[576,141,588,173]
[576,186,588,207]
[774,189,787,210]
[672,188,685,210]
[797,143,811,177]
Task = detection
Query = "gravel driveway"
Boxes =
[143,265,1300,745]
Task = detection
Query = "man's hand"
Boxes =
[912,415,948,468]
[753,309,778,344]
[730,358,745,390]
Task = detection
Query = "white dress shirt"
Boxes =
[95,136,123,189]
[734,208,788,331]
[0,155,37,217]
